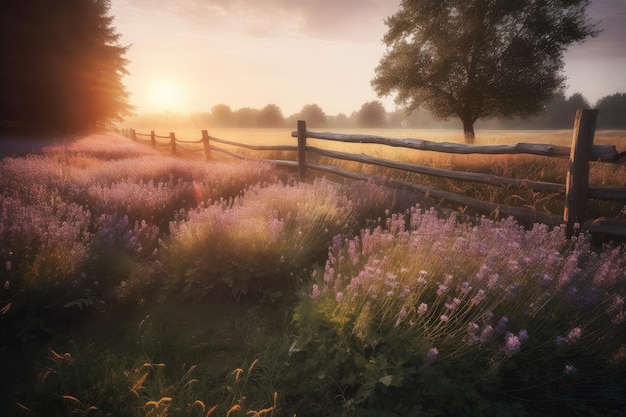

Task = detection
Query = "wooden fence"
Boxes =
[123,109,626,238]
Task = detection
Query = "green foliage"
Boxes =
[596,93,626,129]
[372,0,598,141]
[22,312,283,417]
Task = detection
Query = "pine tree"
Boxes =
[0,0,132,133]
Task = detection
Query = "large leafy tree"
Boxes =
[0,0,132,133]
[372,0,597,143]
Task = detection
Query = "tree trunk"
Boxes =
[462,117,475,144]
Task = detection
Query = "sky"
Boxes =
[109,0,626,117]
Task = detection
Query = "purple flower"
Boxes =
[564,364,578,375]
[480,325,494,344]
[496,316,509,334]
[467,322,480,344]
[437,284,448,296]
[566,327,582,344]
[417,303,428,316]
[471,289,486,305]
[311,284,320,299]
[503,332,522,356]
[445,298,461,310]
[518,329,529,343]
[424,347,439,365]
[335,292,343,303]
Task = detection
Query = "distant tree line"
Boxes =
[127,91,626,131]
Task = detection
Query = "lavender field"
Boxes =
[1,132,625,416]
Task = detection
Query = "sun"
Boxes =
[150,79,184,110]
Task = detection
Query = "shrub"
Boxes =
[162,178,395,301]
[291,206,626,416]
[0,196,91,302]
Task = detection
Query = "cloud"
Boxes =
[121,0,397,41]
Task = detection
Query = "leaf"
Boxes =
[379,375,394,387]
[379,374,403,387]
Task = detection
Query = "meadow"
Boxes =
[1,130,625,416]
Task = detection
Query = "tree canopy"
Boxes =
[0,0,132,133]
[372,0,598,142]
[596,93,626,129]
[357,101,387,128]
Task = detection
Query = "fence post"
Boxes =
[131,129,137,141]
[150,131,156,147]
[201,130,211,161]
[170,132,176,156]
[297,120,307,179]
[564,108,599,237]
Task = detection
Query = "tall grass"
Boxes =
[292,207,626,416]
[2,131,625,416]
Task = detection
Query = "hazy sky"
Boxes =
[110,0,626,116]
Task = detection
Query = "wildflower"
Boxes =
[518,329,529,343]
[471,289,486,305]
[424,347,438,365]
[439,314,449,322]
[566,327,582,344]
[335,292,343,303]
[311,284,320,299]
[487,274,500,289]
[3,281,9,290]
[417,303,428,316]
[467,322,480,344]
[507,259,520,274]
[503,332,522,356]
[563,364,578,375]
[496,316,509,334]
[4,261,11,272]
[347,240,360,265]
[480,325,494,344]
[395,306,407,327]
[445,297,461,310]
[483,311,494,323]
[505,282,520,299]
[437,284,448,296]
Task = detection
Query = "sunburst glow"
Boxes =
[150,79,184,110]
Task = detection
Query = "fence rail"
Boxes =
[122,109,626,238]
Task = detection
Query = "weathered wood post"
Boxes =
[150,130,156,147]
[297,120,307,179]
[201,130,211,161]
[131,129,137,141]
[170,132,177,156]
[564,108,599,237]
